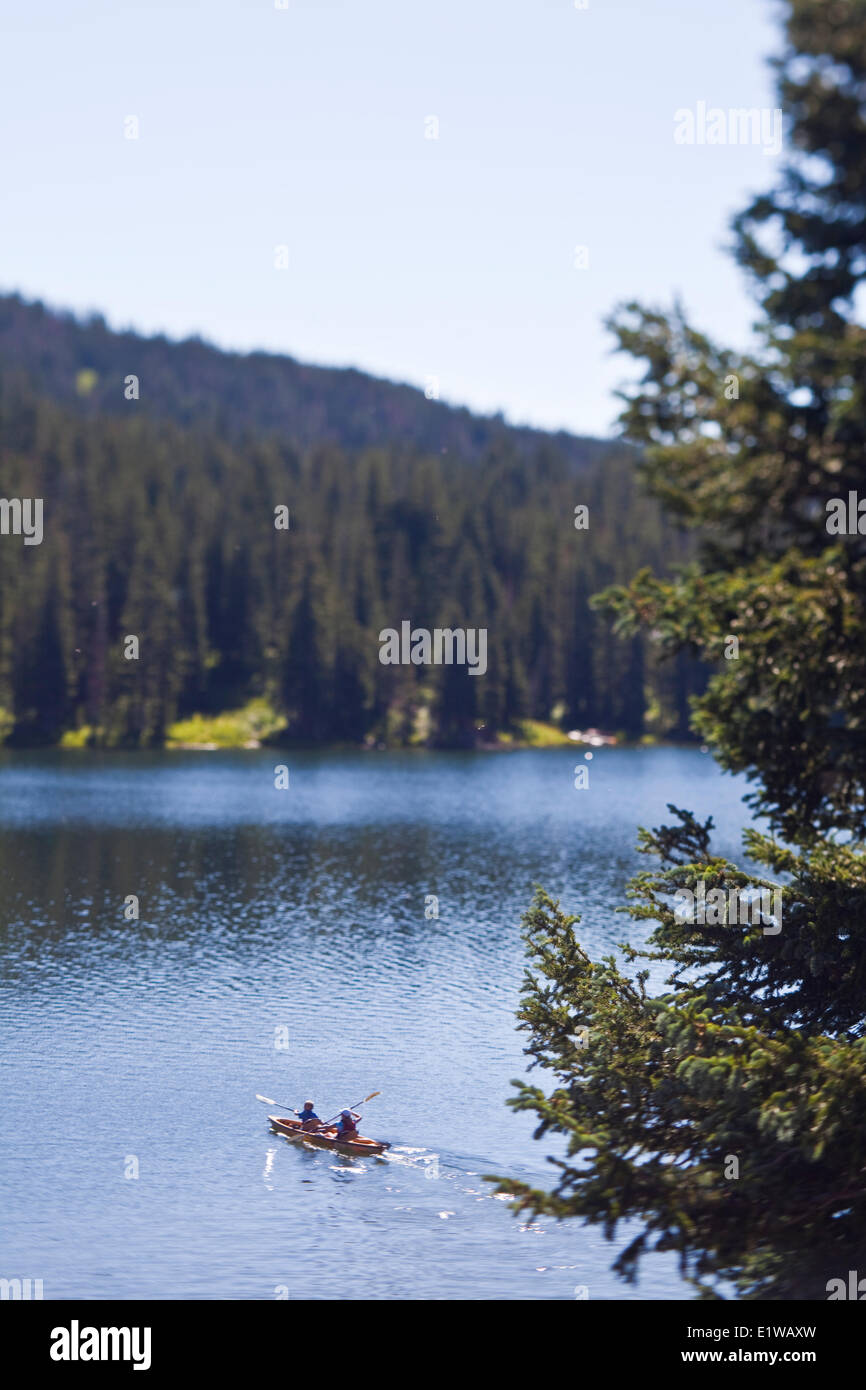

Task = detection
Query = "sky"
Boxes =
[0,0,785,438]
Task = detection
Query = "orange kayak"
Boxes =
[269,1114,390,1156]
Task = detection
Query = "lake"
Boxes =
[0,746,753,1300]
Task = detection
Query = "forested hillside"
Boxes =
[0,297,701,747]
[0,293,614,467]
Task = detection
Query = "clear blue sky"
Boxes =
[1,0,783,437]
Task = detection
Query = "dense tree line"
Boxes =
[0,337,697,746]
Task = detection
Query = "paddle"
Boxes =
[323,1091,380,1126]
[255,1093,303,1115]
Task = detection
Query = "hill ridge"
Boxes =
[0,291,618,467]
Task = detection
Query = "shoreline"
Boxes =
[1,734,700,754]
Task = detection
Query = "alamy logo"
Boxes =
[50,1321,152,1371]
[674,883,782,935]
[0,497,43,545]
[0,1277,43,1299]
[674,102,782,156]
[826,492,866,535]
[827,1271,866,1300]
[378,621,487,676]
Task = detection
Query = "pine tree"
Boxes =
[492,0,866,1299]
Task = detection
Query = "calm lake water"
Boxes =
[0,746,753,1300]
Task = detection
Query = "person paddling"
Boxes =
[334,1108,361,1138]
[295,1101,321,1131]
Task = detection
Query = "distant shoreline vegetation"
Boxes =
[32,702,691,752]
[47,702,653,752]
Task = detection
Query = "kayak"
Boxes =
[269,1114,390,1156]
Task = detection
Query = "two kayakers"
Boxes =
[294,1101,363,1138]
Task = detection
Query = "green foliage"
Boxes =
[0,309,698,748]
[512,719,573,747]
[166,698,287,748]
[58,724,96,748]
[495,0,866,1298]
[598,552,866,841]
[493,889,866,1299]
